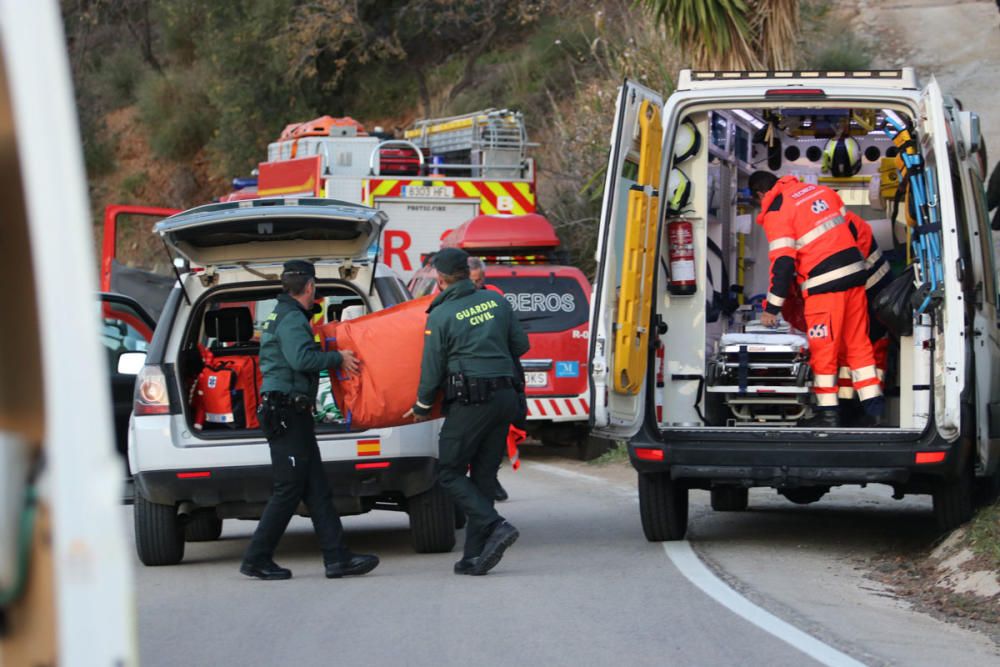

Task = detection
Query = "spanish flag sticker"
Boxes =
[425,329,432,335]
[357,439,381,457]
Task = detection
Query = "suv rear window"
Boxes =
[488,276,588,333]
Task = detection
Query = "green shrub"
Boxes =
[136,68,215,161]
[120,170,149,198]
[805,34,872,71]
[94,48,148,107]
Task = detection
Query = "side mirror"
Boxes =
[117,351,147,375]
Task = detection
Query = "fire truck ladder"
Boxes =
[404,109,531,178]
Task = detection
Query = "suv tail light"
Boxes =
[134,364,171,416]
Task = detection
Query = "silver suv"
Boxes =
[128,198,455,565]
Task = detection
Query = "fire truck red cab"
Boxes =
[409,213,601,457]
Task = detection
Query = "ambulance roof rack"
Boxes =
[677,68,918,91]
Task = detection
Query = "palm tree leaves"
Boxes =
[642,0,800,70]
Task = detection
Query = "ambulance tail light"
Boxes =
[634,447,664,462]
[915,451,946,465]
[134,364,171,416]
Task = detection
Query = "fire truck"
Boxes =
[409,213,606,459]
[256,110,537,281]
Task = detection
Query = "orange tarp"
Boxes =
[319,296,443,429]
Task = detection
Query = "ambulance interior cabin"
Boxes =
[655,104,917,431]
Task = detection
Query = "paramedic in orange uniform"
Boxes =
[749,172,884,427]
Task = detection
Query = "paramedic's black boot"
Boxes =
[325,553,379,578]
[471,520,519,576]
[801,409,840,428]
[856,413,884,427]
[494,480,509,502]
[857,397,886,427]
[240,560,292,580]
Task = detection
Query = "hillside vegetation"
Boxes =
[65,0,867,275]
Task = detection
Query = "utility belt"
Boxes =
[260,391,313,415]
[444,374,514,406]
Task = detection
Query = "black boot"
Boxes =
[801,409,840,428]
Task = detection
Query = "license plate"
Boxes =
[525,372,547,387]
[402,185,454,198]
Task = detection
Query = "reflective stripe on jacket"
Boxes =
[757,176,867,314]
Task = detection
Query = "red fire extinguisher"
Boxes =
[667,219,696,296]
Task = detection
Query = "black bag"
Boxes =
[872,265,917,337]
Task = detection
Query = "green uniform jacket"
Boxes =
[259,293,343,398]
[413,279,530,416]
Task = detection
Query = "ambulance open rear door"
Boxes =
[589,81,665,438]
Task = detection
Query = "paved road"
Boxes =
[130,460,998,666]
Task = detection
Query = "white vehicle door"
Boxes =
[589,81,665,437]
[920,78,964,441]
[960,143,1000,472]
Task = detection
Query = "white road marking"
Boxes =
[527,460,867,667]
[664,541,867,667]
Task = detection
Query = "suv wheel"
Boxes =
[134,493,185,566]
[638,472,688,541]
[710,487,748,511]
[408,483,456,553]
[780,487,829,505]
[933,462,974,532]
[184,510,223,542]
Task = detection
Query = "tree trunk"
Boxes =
[447,23,497,102]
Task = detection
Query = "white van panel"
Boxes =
[921,78,964,441]
[375,197,480,281]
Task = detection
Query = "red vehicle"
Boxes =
[409,213,602,458]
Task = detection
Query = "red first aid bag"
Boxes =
[192,344,262,429]
[319,296,443,429]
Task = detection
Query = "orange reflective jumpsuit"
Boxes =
[837,213,892,399]
[758,176,883,414]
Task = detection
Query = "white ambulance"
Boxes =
[590,70,1000,539]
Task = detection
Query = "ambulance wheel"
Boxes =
[454,505,467,530]
[933,462,974,532]
[184,510,223,542]
[710,487,748,511]
[638,472,688,541]
[408,483,456,553]
[577,435,612,461]
[134,493,185,566]
[973,461,1000,507]
[780,487,829,505]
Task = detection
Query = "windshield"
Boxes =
[488,276,588,334]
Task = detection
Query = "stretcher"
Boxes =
[705,325,812,425]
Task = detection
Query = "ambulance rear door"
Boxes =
[589,80,666,438]
[920,77,965,441]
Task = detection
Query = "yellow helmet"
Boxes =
[822,137,861,177]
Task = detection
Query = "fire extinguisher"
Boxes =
[667,219,696,296]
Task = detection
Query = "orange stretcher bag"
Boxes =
[319,297,443,429]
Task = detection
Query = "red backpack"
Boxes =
[192,344,262,429]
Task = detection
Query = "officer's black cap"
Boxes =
[433,247,469,275]
[282,259,315,278]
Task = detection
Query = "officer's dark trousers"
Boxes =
[436,387,517,559]
[243,411,349,566]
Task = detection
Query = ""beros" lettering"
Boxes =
[506,292,575,313]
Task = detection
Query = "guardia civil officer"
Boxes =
[240,260,379,580]
[404,248,530,575]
